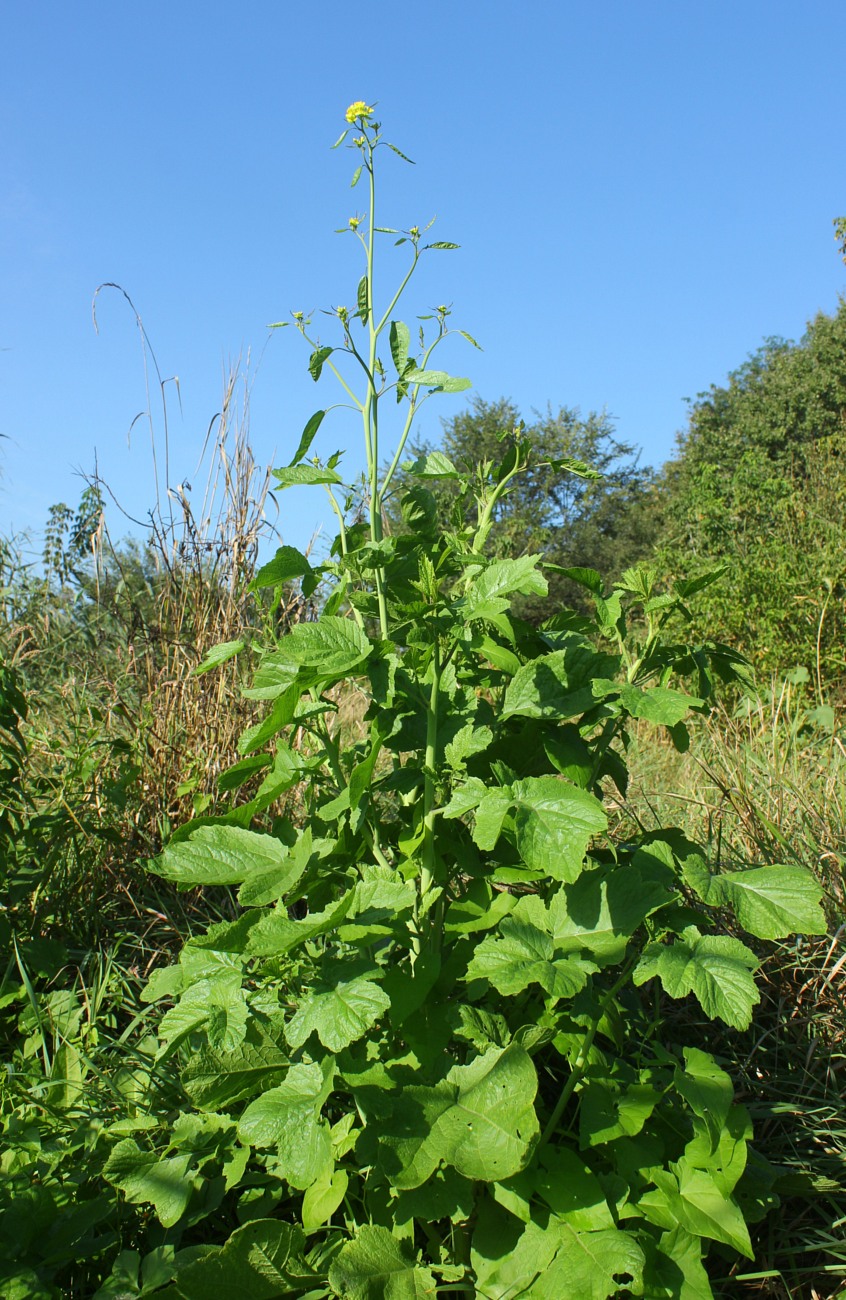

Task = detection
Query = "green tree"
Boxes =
[385,395,659,621]
[657,301,846,683]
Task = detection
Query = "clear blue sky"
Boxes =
[3,1,845,556]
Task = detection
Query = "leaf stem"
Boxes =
[538,961,634,1148]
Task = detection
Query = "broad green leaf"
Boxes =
[281,615,372,674]
[328,1225,436,1300]
[510,777,607,880]
[534,1225,646,1299]
[249,546,313,592]
[645,1164,753,1258]
[502,643,620,721]
[152,826,289,886]
[103,1141,193,1228]
[579,1080,662,1146]
[285,977,390,1052]
[444,722,493,772]
[709,864,826,939]
[159,975,248,1054]
[246,890,356,957]
[645,1226,713,1300]
[550,864,673,962]
[301,1166,348,1233]
[379,1045,539,1189]
[406,450,461,479]
[194,639,244,676]
[181,1038,289,1111]
[467,897,594,999]
[404,367,471,393]
[674,1048,734,1150]
[237,828,313,908]
[471,1208,559,1299]
[462,556,547,622]
[634,928,760,1029]
[237,1063,333,1189]
[471,787,514,851]
[617,683,702,726]
[169,1219,316,1298]
[525,1147,616,1231]
[389,320,410,374]
[272,463,343,488]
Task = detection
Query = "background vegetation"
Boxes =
[1,290,845,1295]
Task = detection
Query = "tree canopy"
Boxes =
[657,300,846,681]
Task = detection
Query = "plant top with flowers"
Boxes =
[98,103,826,1299]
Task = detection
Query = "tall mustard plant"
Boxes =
[99,106,828,1299]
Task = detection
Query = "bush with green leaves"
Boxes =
[657,302,846,684]
[93,105,828,1299]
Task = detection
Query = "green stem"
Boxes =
[539,962,634,1148]
[419,634,441,945]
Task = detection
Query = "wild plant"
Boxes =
[103,104,827,1298]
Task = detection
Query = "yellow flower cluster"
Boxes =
[345,101,374,124]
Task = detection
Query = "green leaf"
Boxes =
[272,463,343,488]
[237,827,313,908]
[159,975,248,1054]
[646,1163,753,1258]
[534,1225,645,1299]
[462,556,548,622]
[444,723,493,773]
[246,890,356,957]
[301,1166,348,1233]
[645,1226,713,1300]
[249,546,313,592]
[510,777,607,880]
[151,826,290,887]
[379,1045,539,1189]
[579,1080,662,1146]
[709,864,826,940]
[194,638,245,676]
[424,241,460,249]
[281,615,372,675]
[181,1038,289,1111]
[467,896,594,999]
[551,864,673,962]
[285,977,390,1052]
[237,1063,333,1190]
[168,1219,316,1298]
[217,753,272,792]
[308,346,333,381]
[617,683,703,726]
[407,450,461,479]
[351,164,362,187]
[289,410,325,467]
[502,643,620,721]
[103,1141,193,1228]
[674,1048,734,1150]
[356,273,368,322]
[389,320,410,375]
[328,1225,436,1300]
[635,928,760,1029]
[404,367,471,393]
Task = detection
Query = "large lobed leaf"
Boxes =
[378,1045,539,1190]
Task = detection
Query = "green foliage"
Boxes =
[105,106,826,1298]
[386,395,660,622]
[657,301,846,681]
